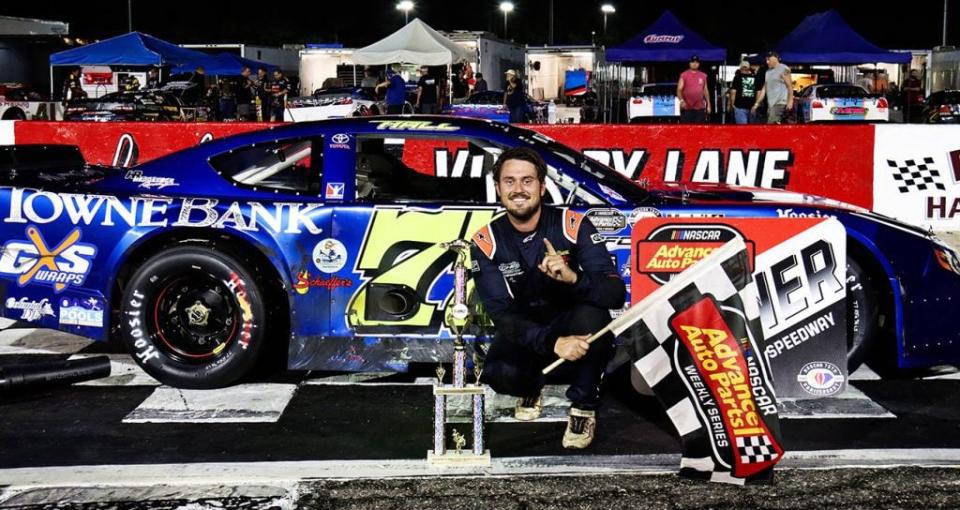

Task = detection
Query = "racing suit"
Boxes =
[270,76,289,122]
[470,206,626,410]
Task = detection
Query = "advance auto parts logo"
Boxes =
[796,361,845,397]
[635,225,753,285]
[0,227,97,293]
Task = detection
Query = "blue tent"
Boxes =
[766,10,911,64]
[50,32,209,67]
[606,11,725,63]
[171,52,278,76]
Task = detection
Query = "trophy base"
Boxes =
[427,450,492,466]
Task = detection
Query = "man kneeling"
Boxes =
[470,147,626,449]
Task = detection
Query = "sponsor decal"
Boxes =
[326,182,345,200]
[225,272,253,351]
[2,190,324,235]
[123,170,179,190]
[498,261,523,278]
[643,34,684,44]
[636,225,751,285]
[0,226,97,293]
[796,361,845,397]
[776,208,833,219]
[370,120,460,132]
[627,207,661,226]
[313,239,348,273]
[470,260,480,273]
[585,208,627,234]
[293,271,352,295]
[764,311,837,360]
[590,233,604,245]
[948,149,960,183]
[330,133,351,149]
[125,289,159,363]
[671,297,783,479]
[59,296,104,327]
[830,106,866,116]
[4,296,55,322]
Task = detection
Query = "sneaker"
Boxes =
[562,407,596,449]
[514,394,543,421]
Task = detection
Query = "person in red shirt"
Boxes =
[676,55,712,124]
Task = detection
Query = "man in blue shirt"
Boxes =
[376,65,408,114]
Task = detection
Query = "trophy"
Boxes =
[427,239,491,466]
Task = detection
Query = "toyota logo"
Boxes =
[331,133,350,144]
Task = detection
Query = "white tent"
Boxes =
[353,18,473,66]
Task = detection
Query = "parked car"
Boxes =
[796,84,889,123]
[922,90,960,124]
[64,82,211,122]
[0,83,62,120]
[285,87,384,122]
[1,116,958,388]
[445,91,548,123]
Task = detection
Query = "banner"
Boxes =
[536,124,875,210]
[631,218,848,398]
[619,239,783,484]
[873,125,960,231]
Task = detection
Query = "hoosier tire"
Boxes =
[119,246,267,388]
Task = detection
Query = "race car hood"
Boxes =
[649,181,936,239]
[649,181,868,212]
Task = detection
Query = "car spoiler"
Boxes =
[0,144,86,175]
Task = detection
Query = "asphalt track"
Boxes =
[3,321,960,508]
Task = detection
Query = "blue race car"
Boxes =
[1,116,958,388]
[444,91,548,124]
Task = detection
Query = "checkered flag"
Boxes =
[616,239,784,485]
[737,435,780,465]
[887,158,946,193]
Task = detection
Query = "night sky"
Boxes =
[4,1,958,59]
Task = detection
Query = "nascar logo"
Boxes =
[0,227,97,293]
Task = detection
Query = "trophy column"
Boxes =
[427,240,491,466]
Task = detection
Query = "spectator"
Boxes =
[269,69,290,122]
[903,69,923,123]
[376,65,408,114]
[751,52,794,124]
[631,73,644,96]
[886,81,900,110]
[360,67,379,88]
[416,66,440,114]
[504,69,526,123]
[254,67,271,121]
[146,68,161,89]
[121,74,141,92]
[62,68,85,101]
[677,55,711,124]
[218,78,237,121]
[474,72,488,93]
[236,67,256,121]
[461,61,475,94]
[729,61,757,124]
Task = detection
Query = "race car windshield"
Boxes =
[513,128,649,204]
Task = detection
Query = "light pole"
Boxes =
[500,2,514,38]
[397,1,414,25]
[127,0,133,32]
[601,4,615,34]
[944,0,949,47]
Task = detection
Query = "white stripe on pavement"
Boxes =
[0,329,92,355]
[68,354,160,387]
[123,384,299,423]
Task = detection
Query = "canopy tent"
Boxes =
[50,31,209,67]
[171,52,277,76]
[605,10,725,63]
[352,18,472,66]
[760,9,911,64]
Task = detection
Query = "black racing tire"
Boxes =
[119,246,267,389]
[846,256,879,373]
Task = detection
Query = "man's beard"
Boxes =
[504,192,541,222]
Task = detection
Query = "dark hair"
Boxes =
[476,72,483,78]
[493,146,547,182]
